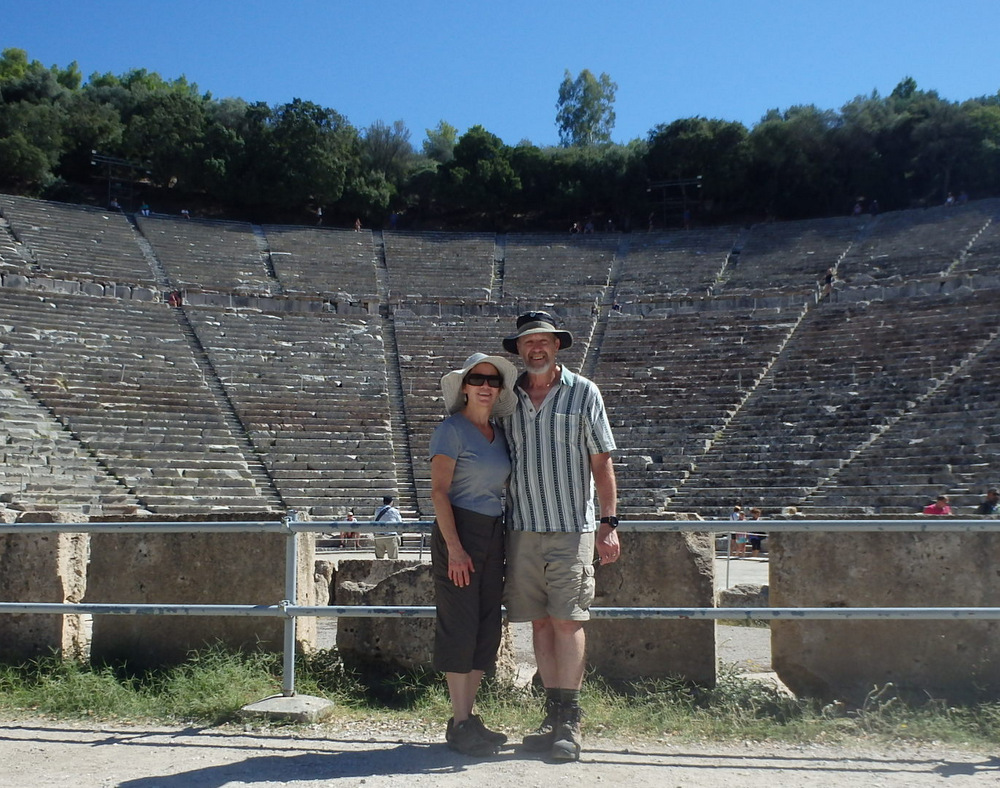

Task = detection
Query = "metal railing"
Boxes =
[1,516,998,696]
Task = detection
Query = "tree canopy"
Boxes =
[1,48,998,230]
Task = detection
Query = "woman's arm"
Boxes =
[430,453,474,587]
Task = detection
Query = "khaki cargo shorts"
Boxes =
[503,529,596,622]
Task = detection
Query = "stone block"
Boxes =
[586,529,716,685]
[0,517,89,660]
[333,558,517,681]
[771,531,1000,705]
[87,525,317,668]
[334,559,435,674]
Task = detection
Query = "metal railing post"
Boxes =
[282,510,298,697]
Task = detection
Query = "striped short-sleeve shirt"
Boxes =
[502,366,616,533]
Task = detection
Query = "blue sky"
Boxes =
[6,0,999,147]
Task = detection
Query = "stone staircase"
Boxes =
[374,231,419,517]
[170,306,285,510]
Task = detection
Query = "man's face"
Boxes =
[517,332,560,375]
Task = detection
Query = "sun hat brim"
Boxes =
[440,352,519,417]
[502,320,573,354]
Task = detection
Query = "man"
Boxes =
[500,310,620,762]
[372,495,402,559]
[977,488,999,515]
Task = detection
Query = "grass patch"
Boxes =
[1,648,999,749]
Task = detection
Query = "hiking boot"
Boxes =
[447,718,500,757]
[522,698,560,751]
[550,703,582,761]
[468,713,508,746]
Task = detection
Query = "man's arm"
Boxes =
[591,452,620,564]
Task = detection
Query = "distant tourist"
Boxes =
[977,488,999,515]
[923,494,952,515]
[340,510,359,547]
[354,217,362,232]
[372,495,401,558]
[747,508,766,557]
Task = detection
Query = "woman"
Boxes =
[429,352,517,757]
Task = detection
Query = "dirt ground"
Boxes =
[2,717,999,787]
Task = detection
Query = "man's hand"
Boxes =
[596,522,621,565]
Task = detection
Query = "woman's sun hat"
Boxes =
[502,310,573,354]
[440,352,519,417]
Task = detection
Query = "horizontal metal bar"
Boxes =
[1,519,996,536]
[5,602,1000,621]
[0,521,437,535]
[0,603,289,617]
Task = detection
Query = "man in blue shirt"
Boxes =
[501,310,621,761]
[373,495,402,559]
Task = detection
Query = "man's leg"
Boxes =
[524,616,586,755]
[532,616,585,690]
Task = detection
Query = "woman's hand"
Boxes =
[448,546,475,587]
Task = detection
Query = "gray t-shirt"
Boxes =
[428,412,510,517]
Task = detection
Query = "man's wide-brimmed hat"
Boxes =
[502,310,573,354]
[440,352,519,417]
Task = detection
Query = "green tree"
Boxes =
[422,120,457,164]
[443,125,521,219]
[556,69,617,147]
[646,117,749,217]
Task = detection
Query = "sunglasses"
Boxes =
[464,373,504,389]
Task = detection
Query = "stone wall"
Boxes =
[586,530,717,685]
[771,531,1000,705]
[0,513,89,660]
[87,527,317,667]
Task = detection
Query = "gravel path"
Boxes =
[2,718,997,787]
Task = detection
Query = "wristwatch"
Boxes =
[599,516,619,528]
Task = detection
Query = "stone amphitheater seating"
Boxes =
[719,217,858,295]
[0,194,154,285]
[839,203,995,284]
[668,289,1000,515]
[263,225,377,300]
[0,289,271,514]
[0,217,32,275]
[383,231,495,304]
[0,366,141,516]
[503,234,616,307]
[616,228,739,304]
[593,307,803,515]
[809,321,1000,514]
[3,191,1000,521]
[137,215,275,295]
[952,199,1000,277]
[184,307,395,517]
